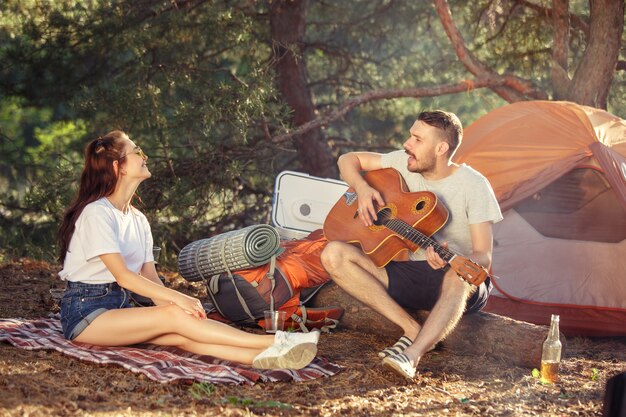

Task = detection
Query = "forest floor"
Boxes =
[1,258,624,417]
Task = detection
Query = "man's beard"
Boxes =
[406,151,436,173]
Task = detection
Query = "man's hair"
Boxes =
[418,110,463,156]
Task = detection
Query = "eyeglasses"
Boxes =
[119,146,147,160]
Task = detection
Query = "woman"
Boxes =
[57,130,318,369]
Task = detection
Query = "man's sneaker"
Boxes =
[252,330,320,370]
[378,335,412,358]
[382,353,417,379]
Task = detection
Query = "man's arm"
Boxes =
[337,152,383,185]
[425,221,493,271]
[467,221,494,270]
[337,152,385,226]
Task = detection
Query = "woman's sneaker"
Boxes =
[252,330,320,370]
[275,329,320,346]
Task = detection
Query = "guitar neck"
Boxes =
[385,218,454,262]
[385,217,488,286]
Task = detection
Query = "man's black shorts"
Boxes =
[385,260,491,314]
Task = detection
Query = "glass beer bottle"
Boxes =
[540,314,562,384]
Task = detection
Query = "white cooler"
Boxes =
[271,171,348,240]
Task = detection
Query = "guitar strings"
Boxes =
[378,210,488,284]
[379,211,463,259]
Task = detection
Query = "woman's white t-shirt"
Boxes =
[59,197,154,284]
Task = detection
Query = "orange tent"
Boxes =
[454,101,626,336]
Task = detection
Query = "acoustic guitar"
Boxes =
[323,168,489,286]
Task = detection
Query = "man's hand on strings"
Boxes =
[426,243,448,271]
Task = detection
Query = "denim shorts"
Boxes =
[386,261,492,314]
[60,281,131,340]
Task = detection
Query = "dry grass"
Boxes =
[1,258,624,417]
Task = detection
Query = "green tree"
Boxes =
[0,0,292,261]
[276,0,625,149]
[0,0,624,262]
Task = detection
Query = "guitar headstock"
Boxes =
[449,257,489,286]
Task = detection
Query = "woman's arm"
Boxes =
[138,262,170,306]
[100,253,206,319]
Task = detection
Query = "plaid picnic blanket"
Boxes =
[0,318,341,385]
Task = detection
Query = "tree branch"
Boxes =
[271,77,505,143]
[433,0,546,102]
[516,0,590,39]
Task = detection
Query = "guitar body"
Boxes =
[323,168,449,267]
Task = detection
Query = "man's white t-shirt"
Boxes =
[381,150,503,261]
[59,197,154,284]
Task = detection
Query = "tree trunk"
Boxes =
[310,282,562,369]
[567,0,624,108]
[269,0,337,178]
[550,0,572,99]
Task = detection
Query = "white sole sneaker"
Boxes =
[252,342,317,370]
[382,353,417,379]
[275,329,320,345]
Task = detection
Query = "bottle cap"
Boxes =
[551,314,560,321]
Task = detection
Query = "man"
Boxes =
[320,110,502,379]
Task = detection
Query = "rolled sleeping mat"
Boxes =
[178,224,284,282]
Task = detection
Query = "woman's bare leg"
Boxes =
[75,304,274,350]
[146,333,262,364]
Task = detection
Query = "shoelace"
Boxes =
[274,330,287,345]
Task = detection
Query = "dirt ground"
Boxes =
[1,258,624,417]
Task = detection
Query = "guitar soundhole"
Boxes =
[373,207,393,226]
[415,200,426,211]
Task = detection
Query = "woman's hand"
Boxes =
[170,291,207,320]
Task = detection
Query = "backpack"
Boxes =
[204,230,343,332]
